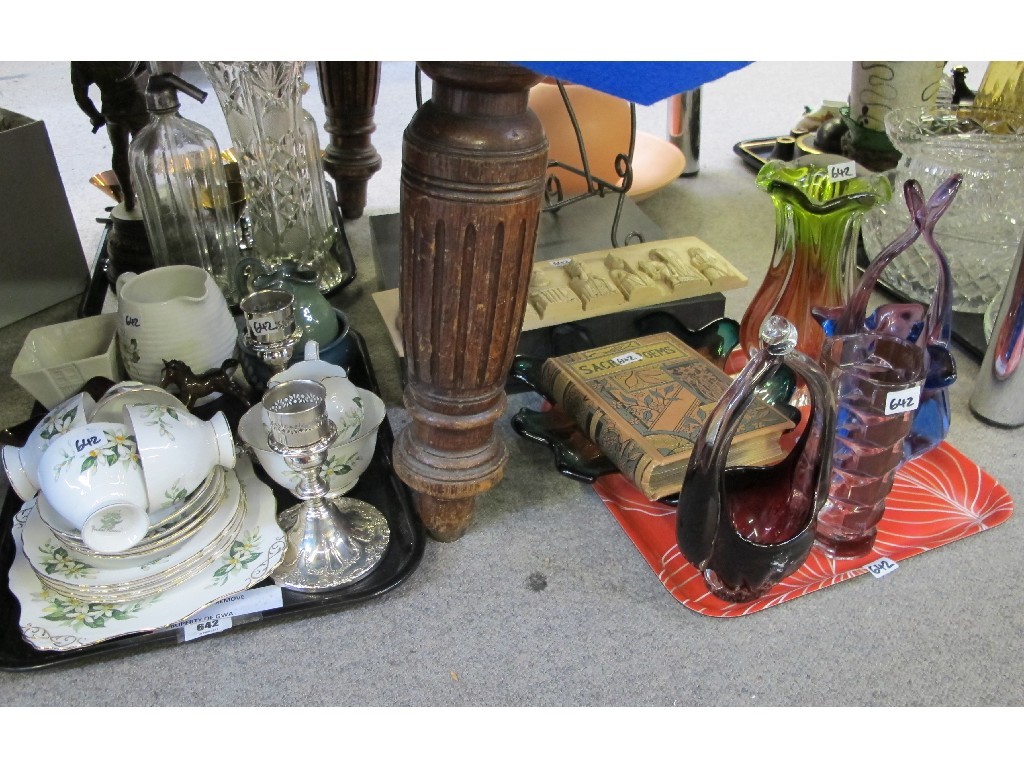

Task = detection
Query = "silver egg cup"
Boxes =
[239,288,304,375]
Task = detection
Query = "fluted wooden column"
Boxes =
[315,61,383,220]
[393,62,548,541]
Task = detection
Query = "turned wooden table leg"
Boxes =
[315,61,383,220]
[393,62,548,541]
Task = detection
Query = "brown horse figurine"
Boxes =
[159,358,251,409]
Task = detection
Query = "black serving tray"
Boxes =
[732,133,826,172]
[0,329,425,671]
[732,135,787,171]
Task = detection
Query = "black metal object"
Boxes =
[732,134,821,171]
[539,80,645,248]
[414,68,645,249]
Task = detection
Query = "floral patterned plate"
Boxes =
[38,467,226,557]
[27,493,245,603]
[21,466,244,587]
[8,455,285,651]
[592,441,1014,617]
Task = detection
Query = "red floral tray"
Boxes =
[592,440,1014,617]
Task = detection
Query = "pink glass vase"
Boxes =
[815,332,926,558]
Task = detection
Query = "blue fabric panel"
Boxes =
[515,61,752,106]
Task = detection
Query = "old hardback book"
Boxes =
[539,332,794,500]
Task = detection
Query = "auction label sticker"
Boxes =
[547,257,572,268]
[173,585,284,642]
[865,557,900,579]
[885,384,922,415]
[611,352,644,366]
[828,160,856,181]
[183,616,232,641]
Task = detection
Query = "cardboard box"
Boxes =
[0,109,89,328]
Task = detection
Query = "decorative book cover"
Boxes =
[538,332,793,500]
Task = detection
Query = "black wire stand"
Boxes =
[414,67,647,249]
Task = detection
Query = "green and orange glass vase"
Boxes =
[739,155,892,361]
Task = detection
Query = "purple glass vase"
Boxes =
[813,174,961,462]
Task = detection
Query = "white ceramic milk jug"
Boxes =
[116,265,237,385]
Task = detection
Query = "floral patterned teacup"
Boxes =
[265,341,364,442]
[2,392,97,501]
[35,421,150,553]
[90,380,183,424]
[123,404,236,515]
[238,388,385,497]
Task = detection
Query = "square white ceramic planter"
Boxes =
[12,313,122,408]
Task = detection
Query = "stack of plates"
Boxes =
[21,467,247,604]
[8,455,287,652]
[38,467,226,560]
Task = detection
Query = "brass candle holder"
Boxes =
[262,378,389,592]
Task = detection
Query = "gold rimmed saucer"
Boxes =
[27,490,246,603]
[30,496,247,604]
[47,479,224,563]
[39,467,226,556]
[21,469,245,600]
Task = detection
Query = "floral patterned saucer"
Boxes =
[8,455,285,652]
[38,467,227,559]
[22,467,244,590]
[27,493,246,603]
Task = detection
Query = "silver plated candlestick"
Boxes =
[262,378,390,591]
[239,289,304,375]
